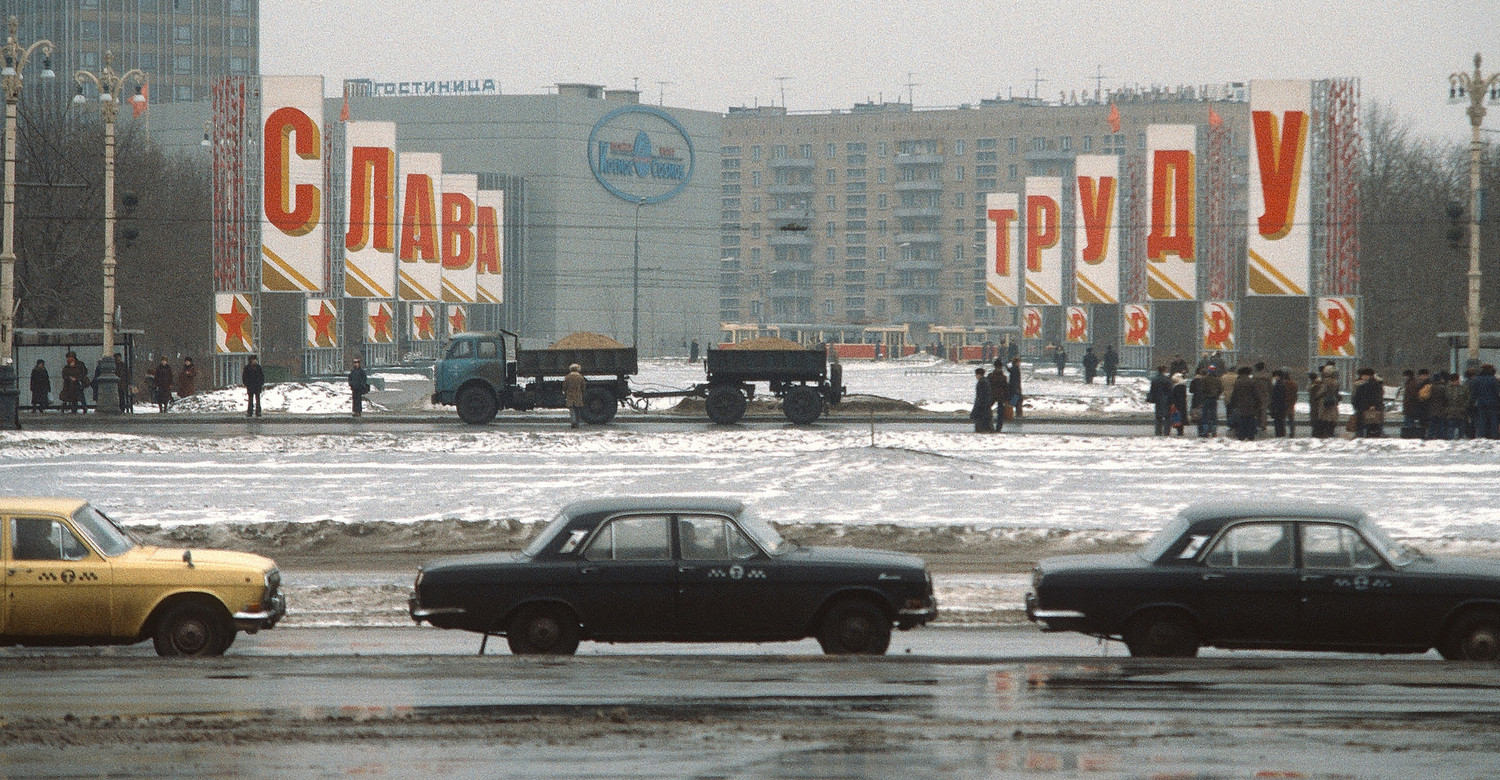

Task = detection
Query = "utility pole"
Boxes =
[1092,64,1109,102]
[905,72,920,106]
[773,76,791,109]
[1031,68,1048,100]
[655,80,672,106]
[1449,53,1500,364]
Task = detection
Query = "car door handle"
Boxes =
[1300,574,1326,582]
[580,566,599,575]
[678,566,698,574]
[1201,572,1225,580]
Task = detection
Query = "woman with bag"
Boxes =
[1351,368,1385,438]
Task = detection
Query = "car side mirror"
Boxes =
[183,549,194,568]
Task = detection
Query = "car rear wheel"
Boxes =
[817,600,891,655]
[153,601,231,657]
[506,606,581,656]
[456,386,498,425]
[1439,610,1500,661]
[1125,613,1199,658]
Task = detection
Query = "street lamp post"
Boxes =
[0,16,52,429]
[74,51,145,415]
[1449,53,1500,365]
[632,196,644,349]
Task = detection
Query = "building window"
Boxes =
[955,298,965,314]
[955,193,966,208]
[751,146,762,161]
[721,171,741,183]
[174,24,193,44]
[878,193,888,209]
[1081,136,1093,152]
[954,271,965,286]
[750,223,760,238]
[173,55,193,73]
[846,168,866,180]
[1138,132,1147,150]
[875,299,887,315]
[827,195,837,210]
[229,0,251,14]
[722,146,741,157]
[229,56,249,74]
[877,168,887,183]
[955,166,965,182]
[80,51,100,68]
[750,248,761,263]
[722,158,741,169]
[826,222,836,238]
[751,301,761,317]
[751,197,761,212]
[1003,137,1016,154]
[877,220,887,235]
[826,247,836,263]
[174,85,194,101]
[847,194,866,206]
[954,244,965,260]
[231,26,251,45]
[1008,165,1018,181]
[81,0,100,7]
[799,144,812,158]
[954,219,965,233]
[877,141,887,157]
[1030,137,1047,152]
[722,185,741,195]
[826,169,836,184]
[81,21,101,40]
[773,145,788,159]
[846,233,866,245]
[955,140,967,154]
[1060,136,1073,152]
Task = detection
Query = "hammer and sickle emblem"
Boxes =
[1204,305,1233,349]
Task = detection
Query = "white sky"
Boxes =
[262,0,1495,143]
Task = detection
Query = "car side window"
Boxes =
[677,516,760,561]
[447,340,473,359]
[583,515,670,561]
[10,517,90,562]
[1301,524,1383,569]
[477,340,498,359]
[1202,522,1292,568]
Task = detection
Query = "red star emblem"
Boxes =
[308,301,338,347]
[217,296,253,352]
[412,306,435,341]
[369,304,393,343]
[448,306,466,335]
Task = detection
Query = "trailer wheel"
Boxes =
[828,362,844,404]
[706,385,747,424]
[783,385,823,425]
[579,386,618,425]
[456,386,498,425]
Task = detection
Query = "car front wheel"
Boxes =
[1439,610,1500,661]
[506,606,581,656]
[817,600,891,655]
[1125,613,1199,658]
[153,601,232,657]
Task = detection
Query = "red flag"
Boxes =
[1107,102,1120,133]
[132,83,148,118]
[1208,107,1223,129]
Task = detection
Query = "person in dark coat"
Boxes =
[1426,373,1449,440]
[987,359,1011,433]
[152,357,173,413]
[60,352,88,413]
[176,357,197,399]
[689,339,700,363]
[1147,366,1172,436]
[242,355,265,417]
[29,359,50,412]
[1007,357,1024,419]
[1470,364,1500,440]
[1227,366,1264,441]
[113,353,131,413]
[1169,373,1188,435]
[1269,370,1290,437]
[1351,368,1385,438]
[1197,367,1222,437]
[349,357,369,418]
[970,367,993,432]
[1102,345,1119,385]
[563,363,586,429]
[1053,345,1067,377]
[1082,348,1099,384]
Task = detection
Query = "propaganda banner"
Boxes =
[214,293,255,354]
[1024,177,1063,305]
[1317,297,1357,357]
[1074,155,1120,304]
[1146,124,1197,300]
[397,152,443,301]
[409,303,438,341]
[305,298,338,348]
[1123,303,1152,347]
[260,75,325,293]
[1247,80,1312,296]
[1065,306,1090,344]
[343,121,398,299]
[984,192,1021,307]
[447,304,468,336]
[366,301,395,344]
[1022,307,1043,340]
[1202,301,1236,352]
[440,173,478,304]
[475,190,505,304]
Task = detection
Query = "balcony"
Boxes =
[766,231,812,246]
[769,257,815,272]
[894,232,942,245]
[767,183,815,195]
[768,157,816,169]
[894,153,944,166]
[767,207,812,223]
[893,180,943,192]
[891,258,944,272]
[890,286,943,298]
[769,287,814,299]
[893,206,943,219]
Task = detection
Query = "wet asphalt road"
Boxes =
[3,628,1496,779]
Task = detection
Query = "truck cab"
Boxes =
[432,332,519,424]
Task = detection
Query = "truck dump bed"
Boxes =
[516,347,638,378]
[706,347,827,384]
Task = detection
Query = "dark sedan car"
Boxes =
[409,497,937,655]
[1026,501,1500,660]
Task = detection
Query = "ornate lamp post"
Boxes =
[0,16,52,429]
[1449,53,1500,365]
[74,51,145,414]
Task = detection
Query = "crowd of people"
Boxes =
[27,354,197,414]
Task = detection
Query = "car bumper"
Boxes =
[409,597,467,625]
[1024,591,1087,631]
[232,592,287,633]
[896,603,938,629]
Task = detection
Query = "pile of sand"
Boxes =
[723,337,806,350]
[549,332,626,350]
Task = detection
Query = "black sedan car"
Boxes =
[1026,501,1500,660]
[409,497,937,655]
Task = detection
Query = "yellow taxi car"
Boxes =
[2,497,285,656]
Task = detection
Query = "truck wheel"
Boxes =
[153,601,231,657]
[1125,612,1199,658]
[828,362,844,404]
[506,605,580,655]
[817,600,891,655]
[456,386,498,425]
[1439,609,1500,661]
[579,386,618,425]
[706,385,747,424]
[782,385,822,425]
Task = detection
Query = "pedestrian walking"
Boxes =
[151,357,173,413]
[1053,345,1067,377]
[177,357,197,399]
[28,359,49,412]
[1469,364,1500,439]
[1221,366,1241,433]
[1082,347,1099,384]
[970,367,993,432]
[242,355,265,417]
[1444,371,1470,440]
[1280,369,1298,437]
[1351,368,1385,438]
[1269,370,1291,437]
[1102,345,1118,385]
[1400,369,1425,438]
[563,363,586,429]
[60,352,88,413]
[1147,366,1172,436]
[1197,367,1222,437]
[1309,368,1340,438]
[1008,357,1024,419]
[1169,373,1188,436]
[1252,363,1272,436]
[987,359,1011,433]
[1426,373,1449,440]
[1227,366,1264,441]
[349,358,370,417]
[113,353,131,413]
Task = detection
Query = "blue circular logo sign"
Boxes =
[588,105,695,204]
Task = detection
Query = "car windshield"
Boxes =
[735,509,791,555]
[1358,519,1419,566]
[521,511,573,558]
[1136,517,1191,562]
[71,505,137,558]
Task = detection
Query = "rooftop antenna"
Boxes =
[905,71,920,106]
[1092,64,1109,103]
[655,80,672,105]
[632,77,639,92]
[1031,68,1048,100]
[773,76,792,108]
